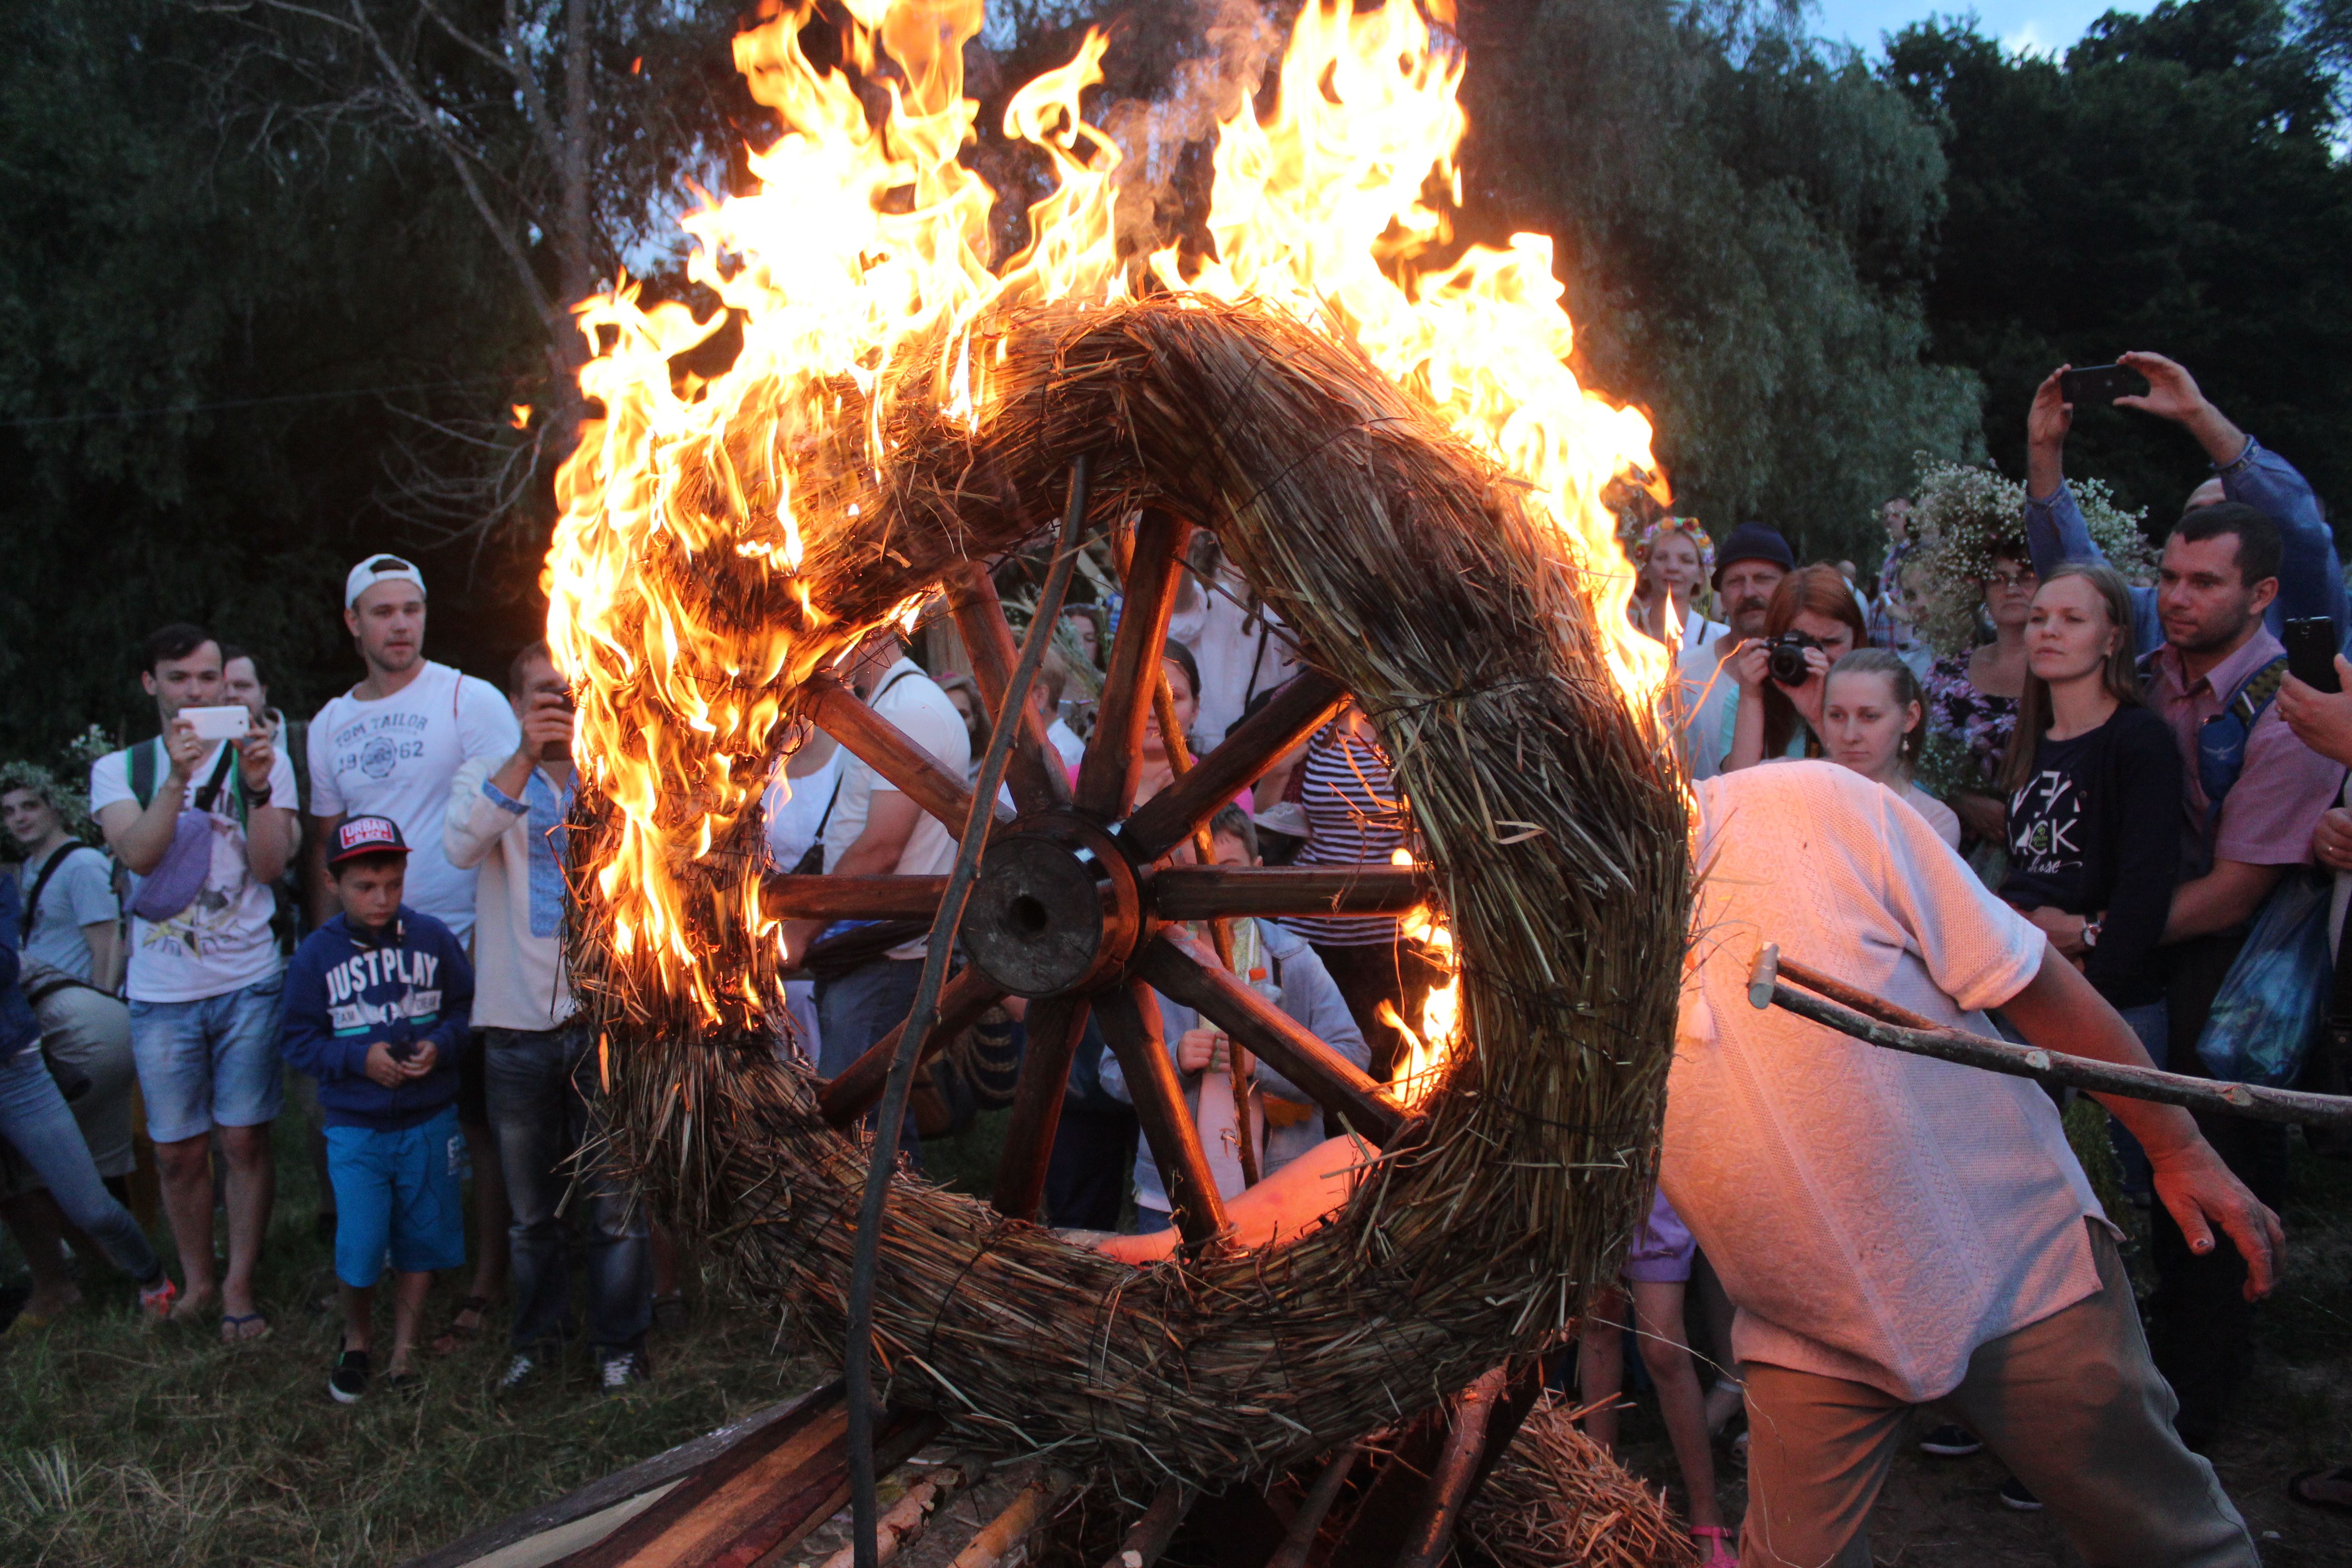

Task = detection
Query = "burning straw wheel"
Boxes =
[571,294,1690,1483]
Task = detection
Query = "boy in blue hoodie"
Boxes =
[281,816,475,1402]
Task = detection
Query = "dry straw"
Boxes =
[1462,1394,1701,1568]
[565,295,1690,1486]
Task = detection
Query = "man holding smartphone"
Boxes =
[446,642,654,1393]
[88,623,299,1340]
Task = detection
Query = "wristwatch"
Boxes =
[2081,915,2103,950]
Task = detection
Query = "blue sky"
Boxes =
[1808,0,2142,56]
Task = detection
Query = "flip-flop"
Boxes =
[220,1312,273,1344]
[2289,1466,2352,1516]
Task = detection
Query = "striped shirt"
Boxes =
[1274,727,1408,946]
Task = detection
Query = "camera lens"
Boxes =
[1768,642,1811,686]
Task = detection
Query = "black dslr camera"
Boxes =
[1765,630,1823,686]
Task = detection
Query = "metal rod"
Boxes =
[1749,943,2352,1129]
[845,454,1093,1568]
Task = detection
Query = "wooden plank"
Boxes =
[1133,932,1403,1145]
[1118,671,1345,861]
[818,967,1008,1126]
[1095,978,1230,1247]
[1147,866,1424,921]
[945,559,1071,815]
[804,673,982,836]
[761,874,947,922]
[1075,510,1189,821]
[398,1389,839,1568]
[990,996,1094,1220]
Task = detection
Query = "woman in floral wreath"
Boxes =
[1906,462,2151,854]
[1627,518,1725,654]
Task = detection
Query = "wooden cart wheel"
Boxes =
[765,511,1421,1246]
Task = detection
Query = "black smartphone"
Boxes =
[2285,616,2342,693]
[2059,363,2147,407]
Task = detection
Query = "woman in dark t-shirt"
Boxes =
[1996,564,2181,1026]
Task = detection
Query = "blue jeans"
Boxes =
[482,1026,650,1358]
[0,1050,159,1284]
[127,975,285,1143]
[815,958,923,1165]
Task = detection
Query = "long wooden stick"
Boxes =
[1099,1480,1195,1568]
[1749,944,2352,1129]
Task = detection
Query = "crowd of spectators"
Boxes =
[1,348,2346,1549]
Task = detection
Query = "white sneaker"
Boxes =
[497,1352,538,1393]
[599,1351,649,1394]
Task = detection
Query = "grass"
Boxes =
[0,1115,826,1568]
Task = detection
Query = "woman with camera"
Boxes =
[1723,565,1869,772]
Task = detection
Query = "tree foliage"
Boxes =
[1886,0,2352,535]
[1457,0,1984,563]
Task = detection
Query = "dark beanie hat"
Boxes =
[1711,523,1796,588]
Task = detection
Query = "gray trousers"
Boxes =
[1741,1221,2257,1568]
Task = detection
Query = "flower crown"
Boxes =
[1629,517,1715,577]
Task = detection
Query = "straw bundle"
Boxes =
[1461,1396,1701,1568]
[566,294,1690,1485]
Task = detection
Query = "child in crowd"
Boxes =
[1818,649,1962,847]
[280,817,475,1403]
[1577,1190,1734,1564]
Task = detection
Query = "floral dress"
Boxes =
[1921,652,2019,795]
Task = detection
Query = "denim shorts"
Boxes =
[324,1104,467,1288]
[127,974,287,1143]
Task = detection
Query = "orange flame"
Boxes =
[545,0,1666,1024]
[1382,847,1459,1109]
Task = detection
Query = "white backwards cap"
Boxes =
[345,554,427,609]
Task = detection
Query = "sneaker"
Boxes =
[137,1276,178,1323]
[328,1348,369,1405]
[598,1350,651,1394]
[1919,1424,1983,1458]
[1997,1475,2042,1511]
[497,1352,539,1393]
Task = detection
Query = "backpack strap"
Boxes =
[20,843,96,939]
[128,738,157,810]
[2197,654,2289,826]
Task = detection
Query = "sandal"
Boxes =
[1691,1525,1737,1565]
[220,1312,272,1344]
[431,1295,492,1356]
[2289,1465,2352,1516]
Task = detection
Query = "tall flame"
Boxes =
[546,0,1668,1028]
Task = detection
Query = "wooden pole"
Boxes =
[1098,1481,1195,1568]
[1749,943,2352,1129]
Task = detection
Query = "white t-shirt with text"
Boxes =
[89,741,297,1004]
[821,660,970,960]
[308,661,520,943]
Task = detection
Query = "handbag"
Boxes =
[2197,868,2334,1087]
[127,743,238,924]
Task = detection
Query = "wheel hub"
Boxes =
[960,812,1143,999]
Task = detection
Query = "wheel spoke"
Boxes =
[989,995,1093,1220]
[818,966,1008,1126]
[1119,670,1346,861]
[944,560,1072,816]
[1148,865,1425,921]
[1074,509,1190,821]
[804,671,989,836]
[762,873,947,922]
[1133,931,1404,1145]
[1094,977,1230,1247]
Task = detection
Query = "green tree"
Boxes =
[1886,0,2352,535]
[1457,0,1983,563]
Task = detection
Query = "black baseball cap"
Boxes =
[328,815,410,867]
[1710,523,1797,589]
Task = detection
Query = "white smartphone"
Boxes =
[181,705,253,743]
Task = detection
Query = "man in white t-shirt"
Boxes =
[90,623,299,1337]
[781,630,970,1085]
[4,770,120,988]
[305,554,521,1340]
[1669,761,2278,1565]
[304,556,521,941]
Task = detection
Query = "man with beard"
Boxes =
[1677,524,1795,781]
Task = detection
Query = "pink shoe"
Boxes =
[1692,1525,1737,1565]
[137,1276,178,1323]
